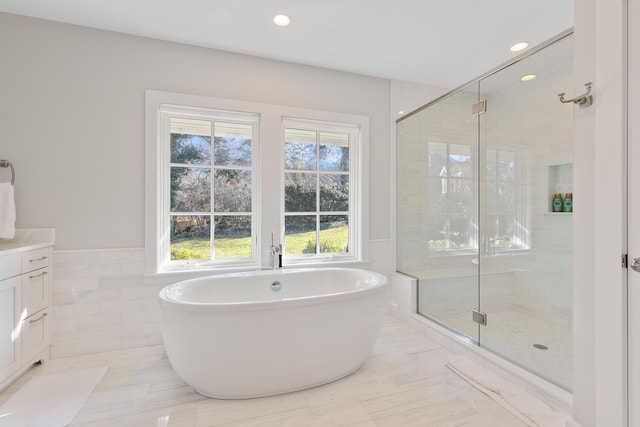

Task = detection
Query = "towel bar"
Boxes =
[0,160,15,185]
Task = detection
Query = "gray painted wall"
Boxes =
[0,12,391,249]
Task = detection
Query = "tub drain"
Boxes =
[533,344,549,350]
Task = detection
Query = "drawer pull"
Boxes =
[28,271,48,279]
[29,312,48,324]
[29,256,48,263]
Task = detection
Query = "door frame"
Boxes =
[628,0,639,424]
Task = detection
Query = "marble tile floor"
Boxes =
[0,315,534,426]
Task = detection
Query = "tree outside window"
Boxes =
[283,124,354,256]
[168,117,255,261]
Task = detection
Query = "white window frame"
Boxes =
[281,117,362,264]
[146,92,261,274]
[145,90,369,275]
[162,105,259,270]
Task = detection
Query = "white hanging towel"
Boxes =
[0,182,16,239]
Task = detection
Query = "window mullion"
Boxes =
[446,144,451,249]
[316,130,321,254]
[210,120,216,260]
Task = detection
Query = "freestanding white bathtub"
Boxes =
[159,267,388,399]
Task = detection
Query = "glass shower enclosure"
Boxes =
[396,32,573,391]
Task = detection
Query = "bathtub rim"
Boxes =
[158,267,388,312]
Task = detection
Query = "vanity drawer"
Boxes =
[22,308,51,361]
[23,267,50,317]
[21,248,50,273]
[0,253,20,281]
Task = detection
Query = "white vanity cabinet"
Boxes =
[0,243,53,391]
[21,247,52,363]
[0,253,21,382]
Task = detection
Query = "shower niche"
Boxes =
[396,32,574,391]
[548,163,573,213]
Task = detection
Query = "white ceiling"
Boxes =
[0,0,573,88]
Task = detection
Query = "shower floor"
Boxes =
[441,309,572,391]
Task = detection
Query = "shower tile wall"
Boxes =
[51,249,164,358]
[488,56,574,328]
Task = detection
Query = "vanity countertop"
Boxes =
[0,229,55,255]
[0,240,55,255]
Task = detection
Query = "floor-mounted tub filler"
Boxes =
[159,268,388,399]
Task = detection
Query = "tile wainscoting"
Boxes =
[51,240,393,359]
[52,248,158,358]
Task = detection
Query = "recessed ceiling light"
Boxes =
[510,42,529,52]
[273,13,291,27]
[521,74,537,81]
[398,110,405,115]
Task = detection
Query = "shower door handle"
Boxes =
[631,257,640,273]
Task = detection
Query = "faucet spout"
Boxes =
[271,244,282,269]
[270,233,282,269]
[486,235,510,255]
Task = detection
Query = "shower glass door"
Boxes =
[477,34,573,391]
[396,84,480,344]
[396,32,574,391]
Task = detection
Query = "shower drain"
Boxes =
[533,344,549,350]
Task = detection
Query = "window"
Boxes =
[424,141,530,255]
[158,105,259,270]
[145,91,368,274]
[282,119,360,261]
[426,142,476,251]
[484,148,530,251]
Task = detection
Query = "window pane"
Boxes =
[427,179,447,214]
[485,216,514,244]
[497,215,515,240]
[497,152,516,181]
[285,129,317,170]
[214,216,252,259]
[449,215,472,249]
[319,215,348,253]
[485,215,499,241]
[170,118,211,165]
[170,167,210,212]
[285,173,317,212]
[486,149,497,180]
[497,181,516,213]
[485,181,497,214]
[446,178,472,214]
[170,215,210,260]
[214,122,252,167]
[285,215,316,255]
[428,142,447,177]
[319,174,348,211]
[449,144,472,178]
[214,169,251,212]
[319,132,349,171]
[426,215,449,249]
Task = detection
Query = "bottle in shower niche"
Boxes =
[563,193,573,212]
[552,193,563,212]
